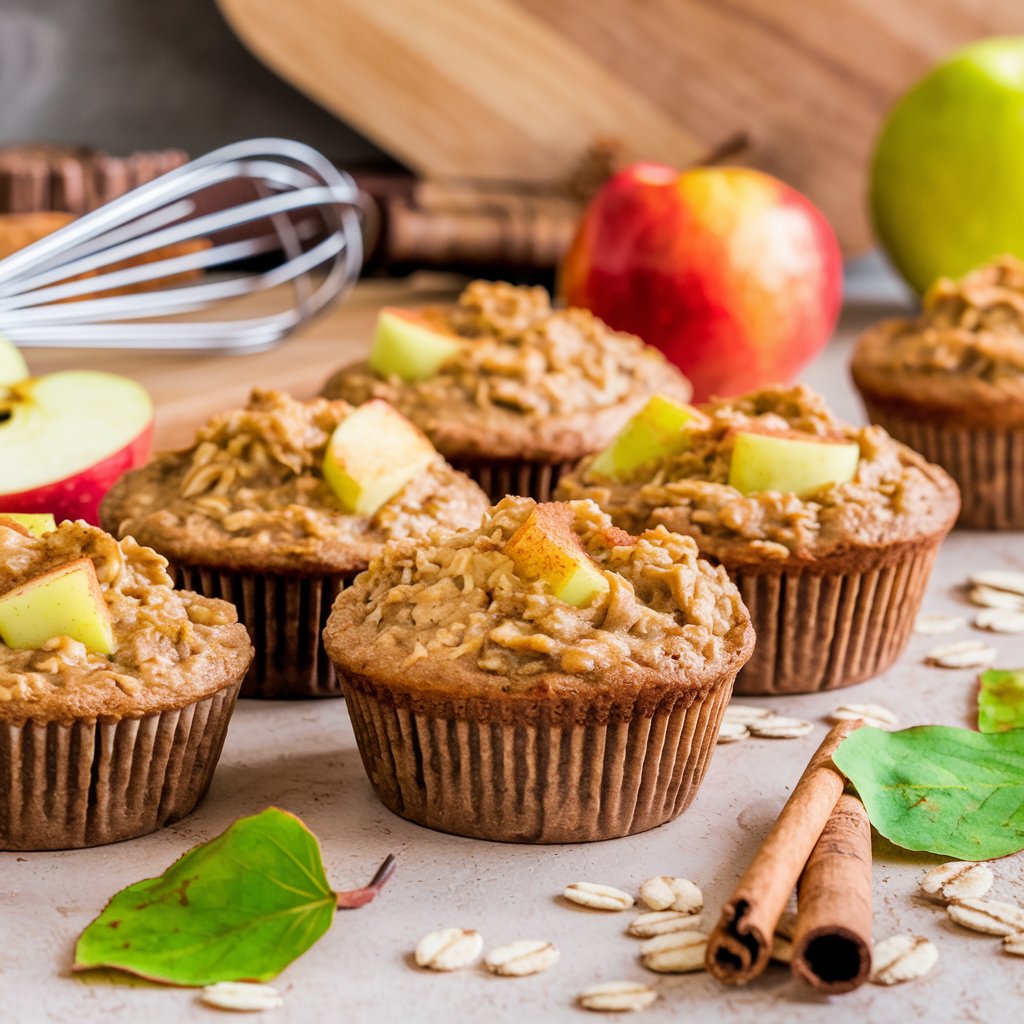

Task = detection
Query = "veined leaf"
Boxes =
[978,669,1024,734]
[833,726,1024,860]
[74,808,336,985]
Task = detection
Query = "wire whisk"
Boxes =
[0,138,363,354]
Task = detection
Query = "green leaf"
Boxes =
[73,807,336,985]
[979,669,1024,734]
[833,725,1024,860]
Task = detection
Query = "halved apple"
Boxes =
[728,429,860,498]
[590,394,705,480]
[0,513,57,536]
[0,334,29,386]
[0,557,114,655]
[0,371,153,526]
[323,400,437,516]
[503,502,609,607]
[368,307,462,382]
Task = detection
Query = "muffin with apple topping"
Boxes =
[852,256,1024,528]
[556,385,959,695]
[320,280,691,502]
[0,516,252,850]
[324,497,753,843]
[101,390,489,699]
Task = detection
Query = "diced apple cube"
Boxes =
[728,429,860,498]
[368,308,462,382]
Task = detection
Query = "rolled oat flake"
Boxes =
[947,898,1024,936]
[717,720,749,743]
[913,612,966,635]
[747,715,813,739]
[919,861,993,902]
[564,882,634,911]
[578,980,658,1012]
[870,935,938,985]
[415,927,484,970]
[924,639,997,669]
[484,940,559,977]
[638,876,703,913]
[639,930,708,973]
[628,910,703,938]
[828,703,899,728]
[200,982,284,1012]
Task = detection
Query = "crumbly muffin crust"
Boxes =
[324,496,752,696]
[555,386,960,566]
[101,390,490,574]
[321,280,691,461]
[0,520,252,724]
[852,256,1024,427]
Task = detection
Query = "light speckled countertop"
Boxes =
[4,270,1023,1023]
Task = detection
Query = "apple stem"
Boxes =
[334,854,396,909]
[694,131,751,169]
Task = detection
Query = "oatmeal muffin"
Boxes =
[0,518,252,850]
[321,280,691,502]
[852,256,1024,529]
[556,385,959,695]
[101,390,489,699]
[324,497,753,843]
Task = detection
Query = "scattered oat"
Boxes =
[974,608,1024,633]
[483,940,559,977]
[925,640,998,669]
[717,720,749,743]
[638,876,702,914]
[968,585,1024,611]
[639,930,708,973]
[628,910,703,938]
[828,703,899,728]
[914,613,966,635]
[415,928,484,971]
[947,898,1024,936]
[747,716,814,739]
[577,980,658,1012]
[200,983,283,1012]
[1003,933,1024,957]
[970,570,1024,597]
[564,882,635,911]
[870,935,938,985]
[920,862,993,902]
[722,704,773,723]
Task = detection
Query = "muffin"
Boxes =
[556,385,959,695]
[852,256,1024,529]
[0,517,252,850]
[323,496,753,843]
[321,280,691,502]
[101,390,489,700]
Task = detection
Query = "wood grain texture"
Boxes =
[216,0,1024,252]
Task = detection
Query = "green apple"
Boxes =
[503,502,609,607]
[323,400,437,516]
[0,513,57,536]
[871,37,1024,293]
[368,307,462,382]
[728,430,860,498]
[0,557,114,654]
[0,334,28,387]
[590,394,705,480]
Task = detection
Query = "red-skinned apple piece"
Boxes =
[0,371,153,526]
[560,164,843,403]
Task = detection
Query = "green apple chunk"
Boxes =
[368,308,462,382]
[0,513,57,537]
[590,394,705,479]
[323,400,436,516]
[503,502,610,607]
[0,334,29,387]
[728,430,860,498]
[0,557,114,654]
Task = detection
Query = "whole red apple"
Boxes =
[560,164,843,402]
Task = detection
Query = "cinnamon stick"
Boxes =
[790,793,872,993]
[705,720,862,985]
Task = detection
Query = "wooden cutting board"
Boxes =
[217,0,1024,253]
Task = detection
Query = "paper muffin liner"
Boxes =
[335,666,735,843]
[445,456,577,503]
[859,398,1024,530]
[174,565,356,700]
[0,681,239,851]
[727,539,941,696]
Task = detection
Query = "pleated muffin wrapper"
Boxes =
[859,397,1024,530]
[726,534,947,696]
[445,456,578,504]
[1,681,240,851]
[173,564,358,700]
[334,660,744,844]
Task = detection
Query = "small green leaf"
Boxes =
[979,669,1024,734]
[833,725,1024,860]
[73,807,336,985]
